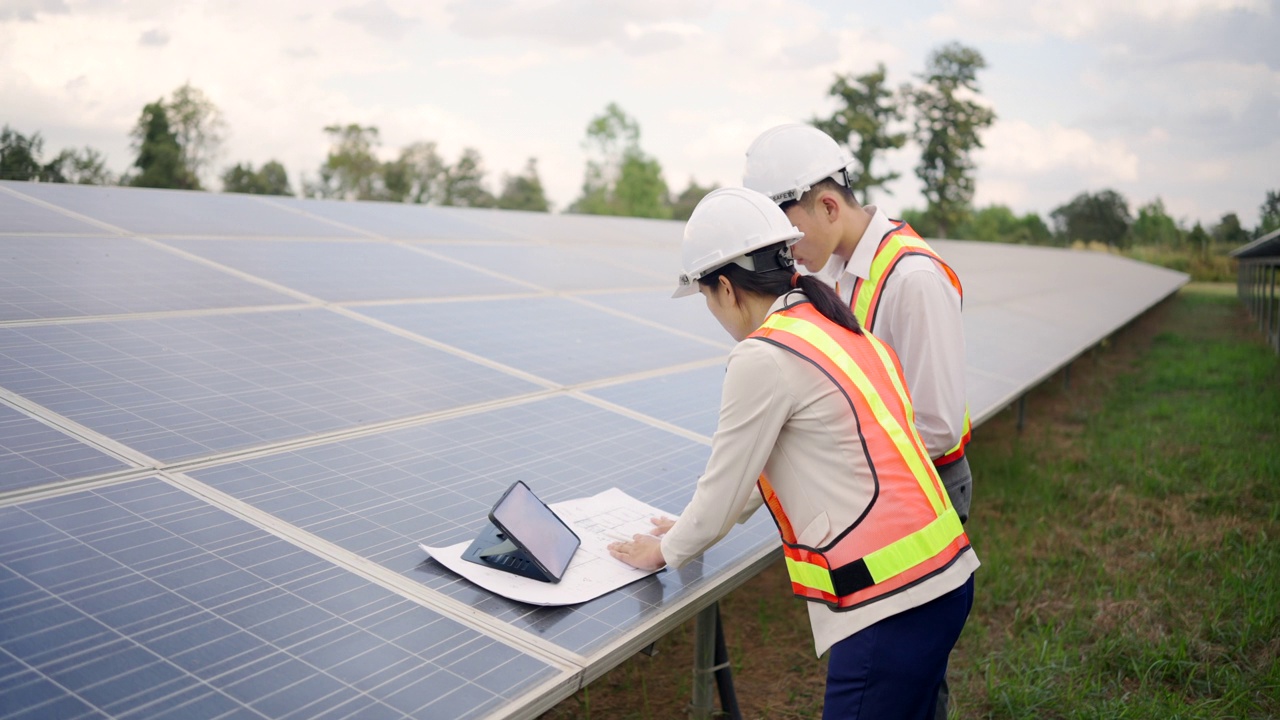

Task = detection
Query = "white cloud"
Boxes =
[933,0,1270,40]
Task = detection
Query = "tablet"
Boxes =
[479,481,581,583]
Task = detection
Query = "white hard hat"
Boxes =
[743,123,853,205]
[673,187,802,298]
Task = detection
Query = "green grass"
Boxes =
[542,288,1280,719]
[958,289,1280,719]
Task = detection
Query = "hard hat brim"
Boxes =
[671,282,699,299]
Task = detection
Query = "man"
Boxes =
[744,123,973,717]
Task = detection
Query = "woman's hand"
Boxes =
[608,533,667,571]
[648,516,676,536]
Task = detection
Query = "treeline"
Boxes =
[4,49,1278,248]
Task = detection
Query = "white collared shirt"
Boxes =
[660,291,979,656]
[816,206,967,458]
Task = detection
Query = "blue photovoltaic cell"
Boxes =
[579,289,732,342]
[0,309,539,462]
[163,239,528,302]
[0,187,107,234]
[587,365,727,438]
[453,207,682,247]
[0,236,295,321]
[0,404,128,493]
[436,244,667,291]
[362,296,723,385]
[5,184,358,238]
[190,395,779,655]
[266,197,525,241]
[0,477,559,720]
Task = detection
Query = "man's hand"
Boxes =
[608,533,666,571]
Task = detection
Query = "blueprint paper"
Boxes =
[420,487,677,606]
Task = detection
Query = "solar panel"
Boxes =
[0,477,565,720]
[187,395,776,655]
[361,296,725,385]
[0,179,1187,718]
[0,403,130,493]
[265,197,527,241]
[0,189,108,234]
[162,239,531,302]
[0,309,541,463]
[9,184,358,238]
[0,236,296,321]
[435,244,668,291]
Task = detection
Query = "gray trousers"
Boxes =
[932,454,973,719]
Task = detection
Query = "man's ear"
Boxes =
[820,193,841,222]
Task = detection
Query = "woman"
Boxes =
[609,187,979,719]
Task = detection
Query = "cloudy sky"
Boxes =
[3,0,1277,228]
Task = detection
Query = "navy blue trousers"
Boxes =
[822,575,975,720]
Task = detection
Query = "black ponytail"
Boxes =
[697,242,862,335]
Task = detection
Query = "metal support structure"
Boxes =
[689,602,741,720]
[1063,363,1071,390]
[1016,395,1027,433]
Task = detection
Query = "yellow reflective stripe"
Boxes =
[863,507,964,584]
[762,314,945,514]
[851,233,941,327]
[784,556,835,595]
[941,410,972,458]
[862,332,947,513]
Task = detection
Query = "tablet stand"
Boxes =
[462,522,556,582]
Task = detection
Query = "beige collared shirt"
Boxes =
[660,291,979,656]
[815,207,968,458]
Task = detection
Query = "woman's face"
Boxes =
[700,278,751,342]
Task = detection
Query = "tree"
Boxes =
[45,147,114,185]
[166,83,226,186]
[382,141,446,204]
[957,205,1052,244]
[306,124,382,200]
[1258,190,1280,236]
[569,103,670,219]
[907,43,996,238]
[1187,222,1212,261]
[2,126,113,184]
[669,178,718,221]
[130,101,198,189]
[222,160,293,195]
[1130,198,1183,248]
[496,158,550,212]
[1,126,49,181]
[1050,190,1132,248]
[1212,212,1250,249]
[440,148,495,208]
[813,63,907,204]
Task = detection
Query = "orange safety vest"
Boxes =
[749,301,971,610]
[848,221,970,467]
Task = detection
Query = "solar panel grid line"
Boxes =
[0,185,133,237]
[566,390,713,447]
[565,294,733,351]
[337,291,551,309]
[0,387,155,463]
[158,470,591,668]
[397,244,556,294]
[0,302,317,330]
[330,306,562,390]
[252,196,389,242]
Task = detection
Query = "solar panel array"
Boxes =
[0,180,1187,719]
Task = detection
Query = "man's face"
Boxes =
[782,201,835,272]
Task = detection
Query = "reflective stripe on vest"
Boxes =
[850,221,971,467]
[749,302,970,610]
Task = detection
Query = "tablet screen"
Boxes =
[491,481,580,581]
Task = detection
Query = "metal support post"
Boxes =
[1063,363,1071,390]
[1017,395,1027,433]
[689,604,719,720]
[689,602,741,720]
